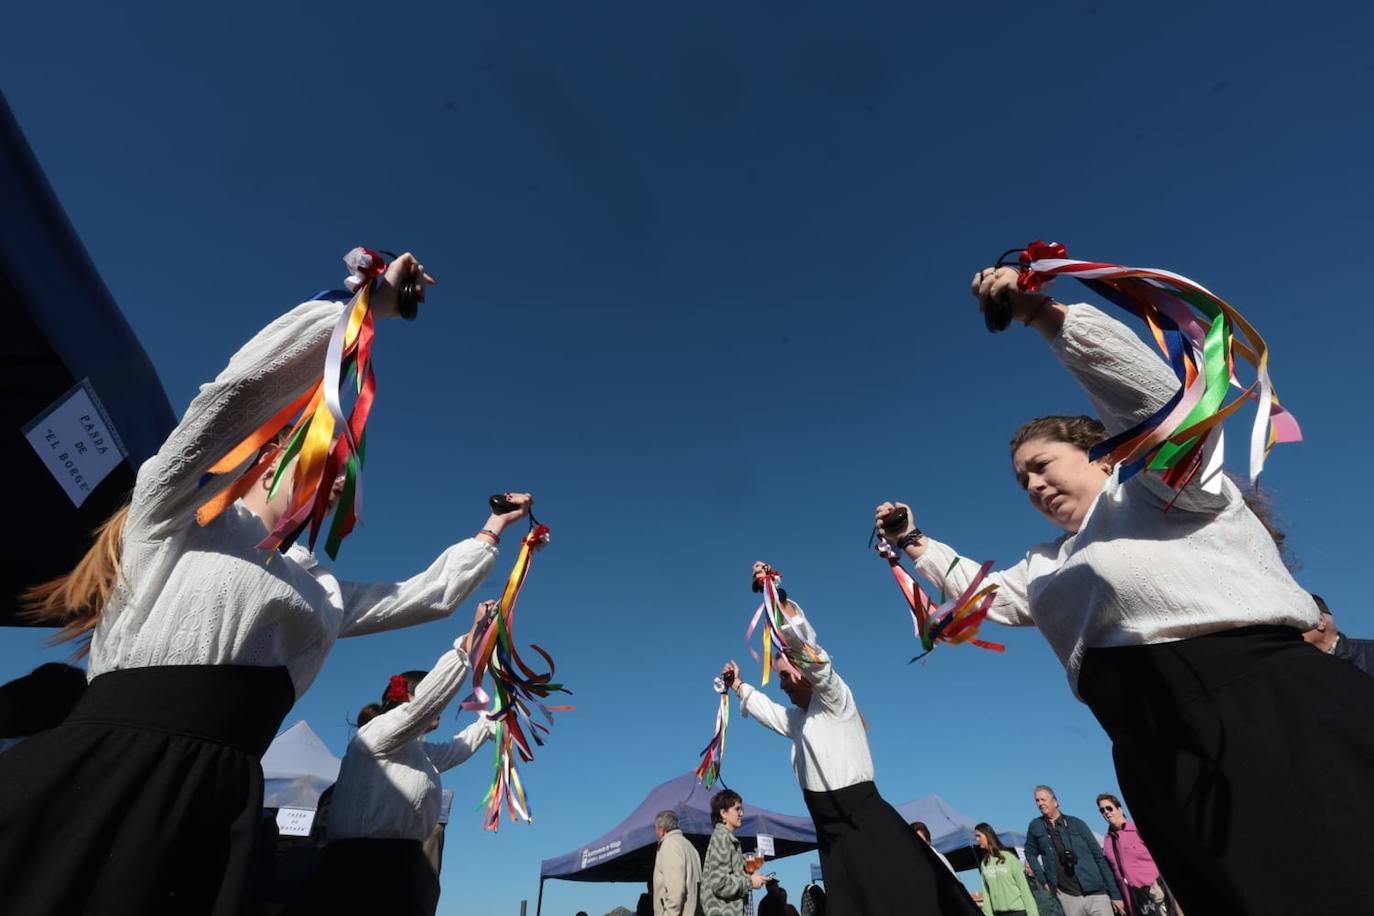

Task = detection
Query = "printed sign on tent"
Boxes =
[275,806,316,837]
[23,380,126,507]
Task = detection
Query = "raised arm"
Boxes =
[338,494,533,636]
[128,252,434,540]
[356,641,473,757]
[356,601,491,756]
[128,298,344,539]
[423,714,497,772]
[974,266,1230,511]
[725,661,793,738]
[874,502,1035,627]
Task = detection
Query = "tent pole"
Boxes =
[535,878,545,916]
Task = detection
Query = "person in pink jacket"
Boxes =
[1096,795,1180,916]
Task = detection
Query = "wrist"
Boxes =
[476,527,501,546]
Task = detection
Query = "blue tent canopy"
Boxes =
[894,794,1027,872]
[0,90,174,625]
[540,772,817,885]
[536,772,817,914]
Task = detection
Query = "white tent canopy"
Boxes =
[262,720,340,810]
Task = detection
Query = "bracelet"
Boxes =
[478,528,501,543]
[1022,296,1054,327]
[896,530,924,550]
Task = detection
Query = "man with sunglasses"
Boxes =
[1097,795,1178,916]
[1025,786,1123,916]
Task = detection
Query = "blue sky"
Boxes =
[4,1,1373,912]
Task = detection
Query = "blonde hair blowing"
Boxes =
[23,503,130,655]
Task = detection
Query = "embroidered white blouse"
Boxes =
[326,639,497,842]
[914,303,1316,695]
[738,611,875,793]
[89,299,497,696]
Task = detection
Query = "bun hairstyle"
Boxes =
[353,669,427,727]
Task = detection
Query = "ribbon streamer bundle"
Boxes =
[744,567,820,685]
[196,247,386,558]
[462,522,572,831]
[1005,241,1301,494]
[694,675,731,788]
[875,541,1004,662]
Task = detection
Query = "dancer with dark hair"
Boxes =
[874,263,1374,913]
[309,601,500,916]
[0,251,531,916]
[723,563,981,916]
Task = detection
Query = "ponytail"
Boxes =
[22,503,131,655]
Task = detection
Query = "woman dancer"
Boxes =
[974,824,1038,916]
[874,264,1374,913]
[309,600,500,915]
[0,251,531,916]
[722,563,981,916]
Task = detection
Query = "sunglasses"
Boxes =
[1098,805,1117,814]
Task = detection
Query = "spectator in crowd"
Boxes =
[913,821,958,876]
[974,823,1039,916]
[701,789,768,916]
[798,882,827,916]
[652,809,702,916]
[1097,794,1180,916]
[1024,786,1122,916]
[757,881,790,916]
[1302,595,1374,677]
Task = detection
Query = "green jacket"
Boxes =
[700,823,750,916]
[979,851,1039,916]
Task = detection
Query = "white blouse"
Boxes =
[89,299,497,696]
[914,303,1316,695]
[738,610,875,793]
[327,639,497,842]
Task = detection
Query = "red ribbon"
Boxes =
[1017,240,1067,292]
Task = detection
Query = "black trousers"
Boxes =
[1079,625,1374,914]
[803,781,982,916]
[304,838,440,916]
[0,664,294,916]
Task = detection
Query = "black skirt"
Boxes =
[302,838,440,916]
[0,664,294,916]
[803,781,982,916]
[1078,625,1374,914]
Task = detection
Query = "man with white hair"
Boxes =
[653,809,703,916]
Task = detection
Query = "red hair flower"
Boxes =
[385,674,410,704]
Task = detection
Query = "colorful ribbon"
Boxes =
[197,247,385,559]
[694,676,731,789]
[875,541,1004,662]
[743,567,820,685]
[1009,241,1301,493]
[462,523,573,831]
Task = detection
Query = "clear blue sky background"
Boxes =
[4,2,1373,913]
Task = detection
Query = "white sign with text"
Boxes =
[275,807,316,837]
[756,833,775,857]
[23,381,126,507]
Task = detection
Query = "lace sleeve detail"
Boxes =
[127,298,345,540]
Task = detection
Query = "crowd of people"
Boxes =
[1,252,1372,915]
